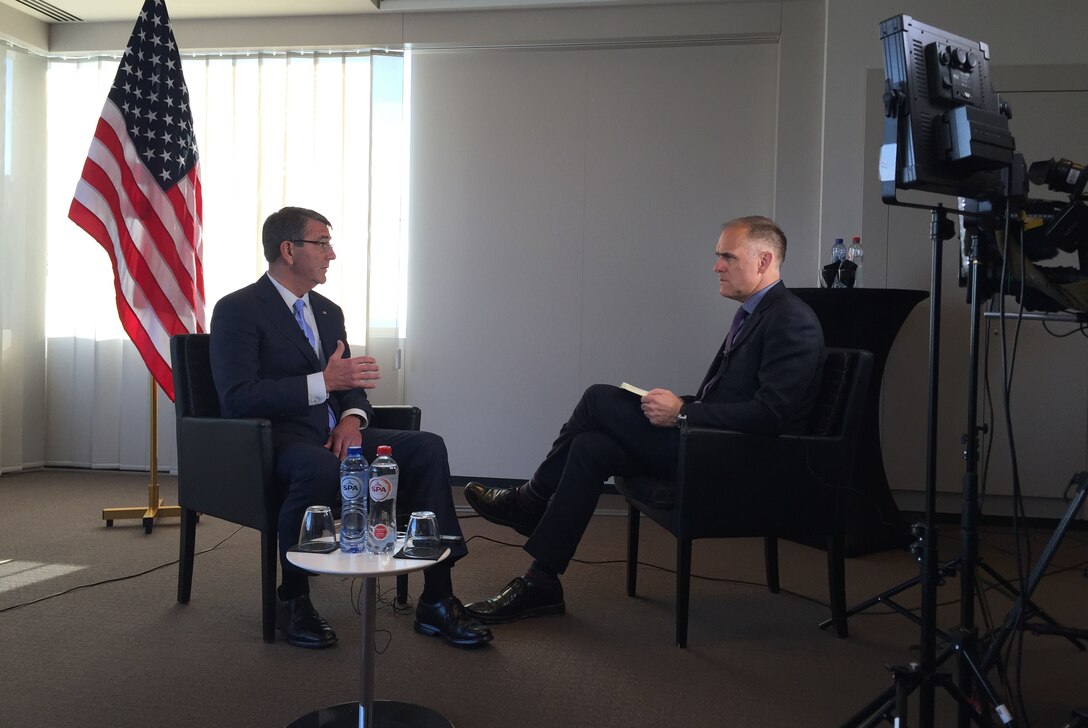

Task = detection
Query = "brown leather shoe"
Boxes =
[278,594,337,649]
[464,576,565,624]
[464,482,543,537]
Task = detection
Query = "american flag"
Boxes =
[69,0,204,401]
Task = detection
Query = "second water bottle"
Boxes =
[368,445,399,555]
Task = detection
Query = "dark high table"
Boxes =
[794,287,928,556]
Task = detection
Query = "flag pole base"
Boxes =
[103,482,181,534]
[102,375,178,533]
[103,501,182,534]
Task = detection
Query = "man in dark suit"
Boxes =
[463,215,825,623]
[210,206,492,649]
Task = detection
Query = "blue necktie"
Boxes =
[724,306,750,352]
[697,307,749,402]
[293,299,336,430]
[293,299,318,353]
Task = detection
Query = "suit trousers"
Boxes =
[276,427,465,598]
[524,384,679,574]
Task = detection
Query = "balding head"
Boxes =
[713,215,785,302]
[724,215,786,265]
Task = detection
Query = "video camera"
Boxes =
[879,14,1088,313]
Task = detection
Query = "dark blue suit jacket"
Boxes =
[209,274,373,450]
[684,282,824,435]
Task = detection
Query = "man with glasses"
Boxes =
[210,206,492,649]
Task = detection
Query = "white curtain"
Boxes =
[0,44,48,474]
[43,50,409,472]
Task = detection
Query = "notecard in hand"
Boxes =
[619,382,649,397]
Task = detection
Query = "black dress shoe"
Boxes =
[464,576,565,624]
[278,594,337,649]
[414,596,494,647]
[464,482,543,537]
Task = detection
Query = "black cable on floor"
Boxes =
[0,525,244,614]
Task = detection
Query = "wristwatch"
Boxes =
[673,412,687,429]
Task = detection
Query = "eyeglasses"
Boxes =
[291,239,334,252]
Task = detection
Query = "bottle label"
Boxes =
[341,474,364,501]
[369,474,398,502]
[371,523,391,542]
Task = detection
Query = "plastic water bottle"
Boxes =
[339,445,368,553]
[367,445,399,555]
[830,238,847,287]
[831,237,846,263]
[847,236,864,288]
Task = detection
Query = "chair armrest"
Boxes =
[177,416,278,531]
[371,405,421,431]
[680,426,845,481]
[676,426,848,535]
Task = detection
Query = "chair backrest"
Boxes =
[371,405,422,432]
[170,333,279,530]
[673,346,872,538]
[171,334,221,421]
[807,347,871,439]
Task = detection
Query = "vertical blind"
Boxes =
[0,44,48,474]
[43,51,408,471]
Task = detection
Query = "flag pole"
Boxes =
[70,0,202,534]
[102,374,181,533]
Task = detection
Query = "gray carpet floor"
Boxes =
[1,469,1086,727]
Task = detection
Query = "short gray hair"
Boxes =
[724,215,786,263]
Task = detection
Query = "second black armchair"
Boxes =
[615,347,873,648]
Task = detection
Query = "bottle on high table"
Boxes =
[339,445,368,553]
[847,235,864,288]
[367,445,399,555]
[831,237,847,288]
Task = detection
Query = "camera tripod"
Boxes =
[838,206,1001,728]
[820,550,1084,652]
[840,205,1088,728]
[843,469,1088,728]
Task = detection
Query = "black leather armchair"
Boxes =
[170,333,421,642]
[615,347,873,648]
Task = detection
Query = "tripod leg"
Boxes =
[948,632,1015,727]
[932,673,1007,727]
[977,560,1086,651]
[823,572,921,623]
[980,474,1088,674]
[1064,708,1088,728]
[895,669,912,728]
[838,681,898,728]
[822,555,962,631]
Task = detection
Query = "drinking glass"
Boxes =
[820,262,839,288]
[297,505,337,553]
[403,511,441,557]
